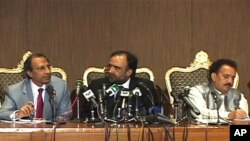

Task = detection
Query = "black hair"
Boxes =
[23,53,50,78]
[110,50,138,77]
[208,59,237,82]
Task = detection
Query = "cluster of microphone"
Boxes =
[74,80,177,124]
[171,86,201,121]
[81,82,143,123]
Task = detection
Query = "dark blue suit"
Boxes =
[82,77,158,120]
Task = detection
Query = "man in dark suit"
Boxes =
[84,50,158,121]
[0,53,72,121]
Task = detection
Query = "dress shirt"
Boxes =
[189,86,249,119]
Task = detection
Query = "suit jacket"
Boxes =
[82,77,158,120]
[0,76,72,121]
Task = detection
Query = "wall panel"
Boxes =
[0,0,249,109]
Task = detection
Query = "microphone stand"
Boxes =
[210,91,230,125]
[170,91,179,123]
[102,84,108,119]
[213,94,221,125]
[49,94,56,123]
[75,80,83,121]
[76,94,80,121]
[135,92,139,119]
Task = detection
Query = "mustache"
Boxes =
[225,83,232,87]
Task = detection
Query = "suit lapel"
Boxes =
[23,79,34,103]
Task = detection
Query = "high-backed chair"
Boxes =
[83,67,154,86]
[0,51,67,105]
[165,50,239,105]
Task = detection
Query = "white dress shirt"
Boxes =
[189,87,249,119]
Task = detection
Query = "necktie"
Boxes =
[36,88,44,118]
[114,85,124,101]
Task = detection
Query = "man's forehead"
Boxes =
[218,65,236,72]
[110,55,128,65]
[32,57,49,65]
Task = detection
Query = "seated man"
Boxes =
[188,59,248,120]
[83,50,158,121]
[0,53,72,121]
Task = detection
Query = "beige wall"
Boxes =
[0,0,250,107]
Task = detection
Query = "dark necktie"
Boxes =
[36,88,44,118]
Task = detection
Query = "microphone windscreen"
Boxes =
[211,91,218,99]
[46,84,55,96]
[75,80,83,86]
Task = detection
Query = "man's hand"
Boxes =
[228,109,248,119]
[16,102,34,119]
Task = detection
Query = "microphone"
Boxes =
[76,80,83,96]
[132,87,141,118]
[170,90,179,120]
[155,85,170,103]
[46,84,57,122]
[132,87,142,96]
[75,80,83,120]
[233,92,241,109]
[120,89,130,109]
[178,87,200,115]
[137,81,155,106]
[127,91,133,117]
[146,114,177,125]
[138,81,151,92]
[82,89,98,107]
[106,84,120,96]
[211,90,222,125]
[211,91,218,100]
[46,84,56,97]
[97,89,104,115]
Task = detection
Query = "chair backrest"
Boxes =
[83,67,154,86]
[0,51,67,104]
[165,50,239,104]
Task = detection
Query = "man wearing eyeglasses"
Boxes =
[0,53,72,121]
[82,50,158,121]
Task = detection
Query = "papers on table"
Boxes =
[195,118,231,125]
[1,119,47,124]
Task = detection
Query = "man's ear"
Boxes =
[26,71,33,78]
[126,69,133,77]
[211,73,217,81]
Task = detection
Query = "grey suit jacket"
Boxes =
[0,76,72,121]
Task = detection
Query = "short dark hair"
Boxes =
[23,53,50,78]
[110,50,138,77]
[208,59,237,82]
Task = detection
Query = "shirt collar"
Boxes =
[118,78,131,89]
[30,79,46,91]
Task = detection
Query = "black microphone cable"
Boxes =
[162,124,173,141]
[138,117,145,141]
[182,124,189,141]
[105,123,111,141]
[115,124,119,141]
[127,122,131,141]
[146,125,154,141]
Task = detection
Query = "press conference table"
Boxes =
[0,120,249,141]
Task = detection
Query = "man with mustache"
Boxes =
[0,53,72,121]
[188,59,248,120]
[82,50,158,121]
